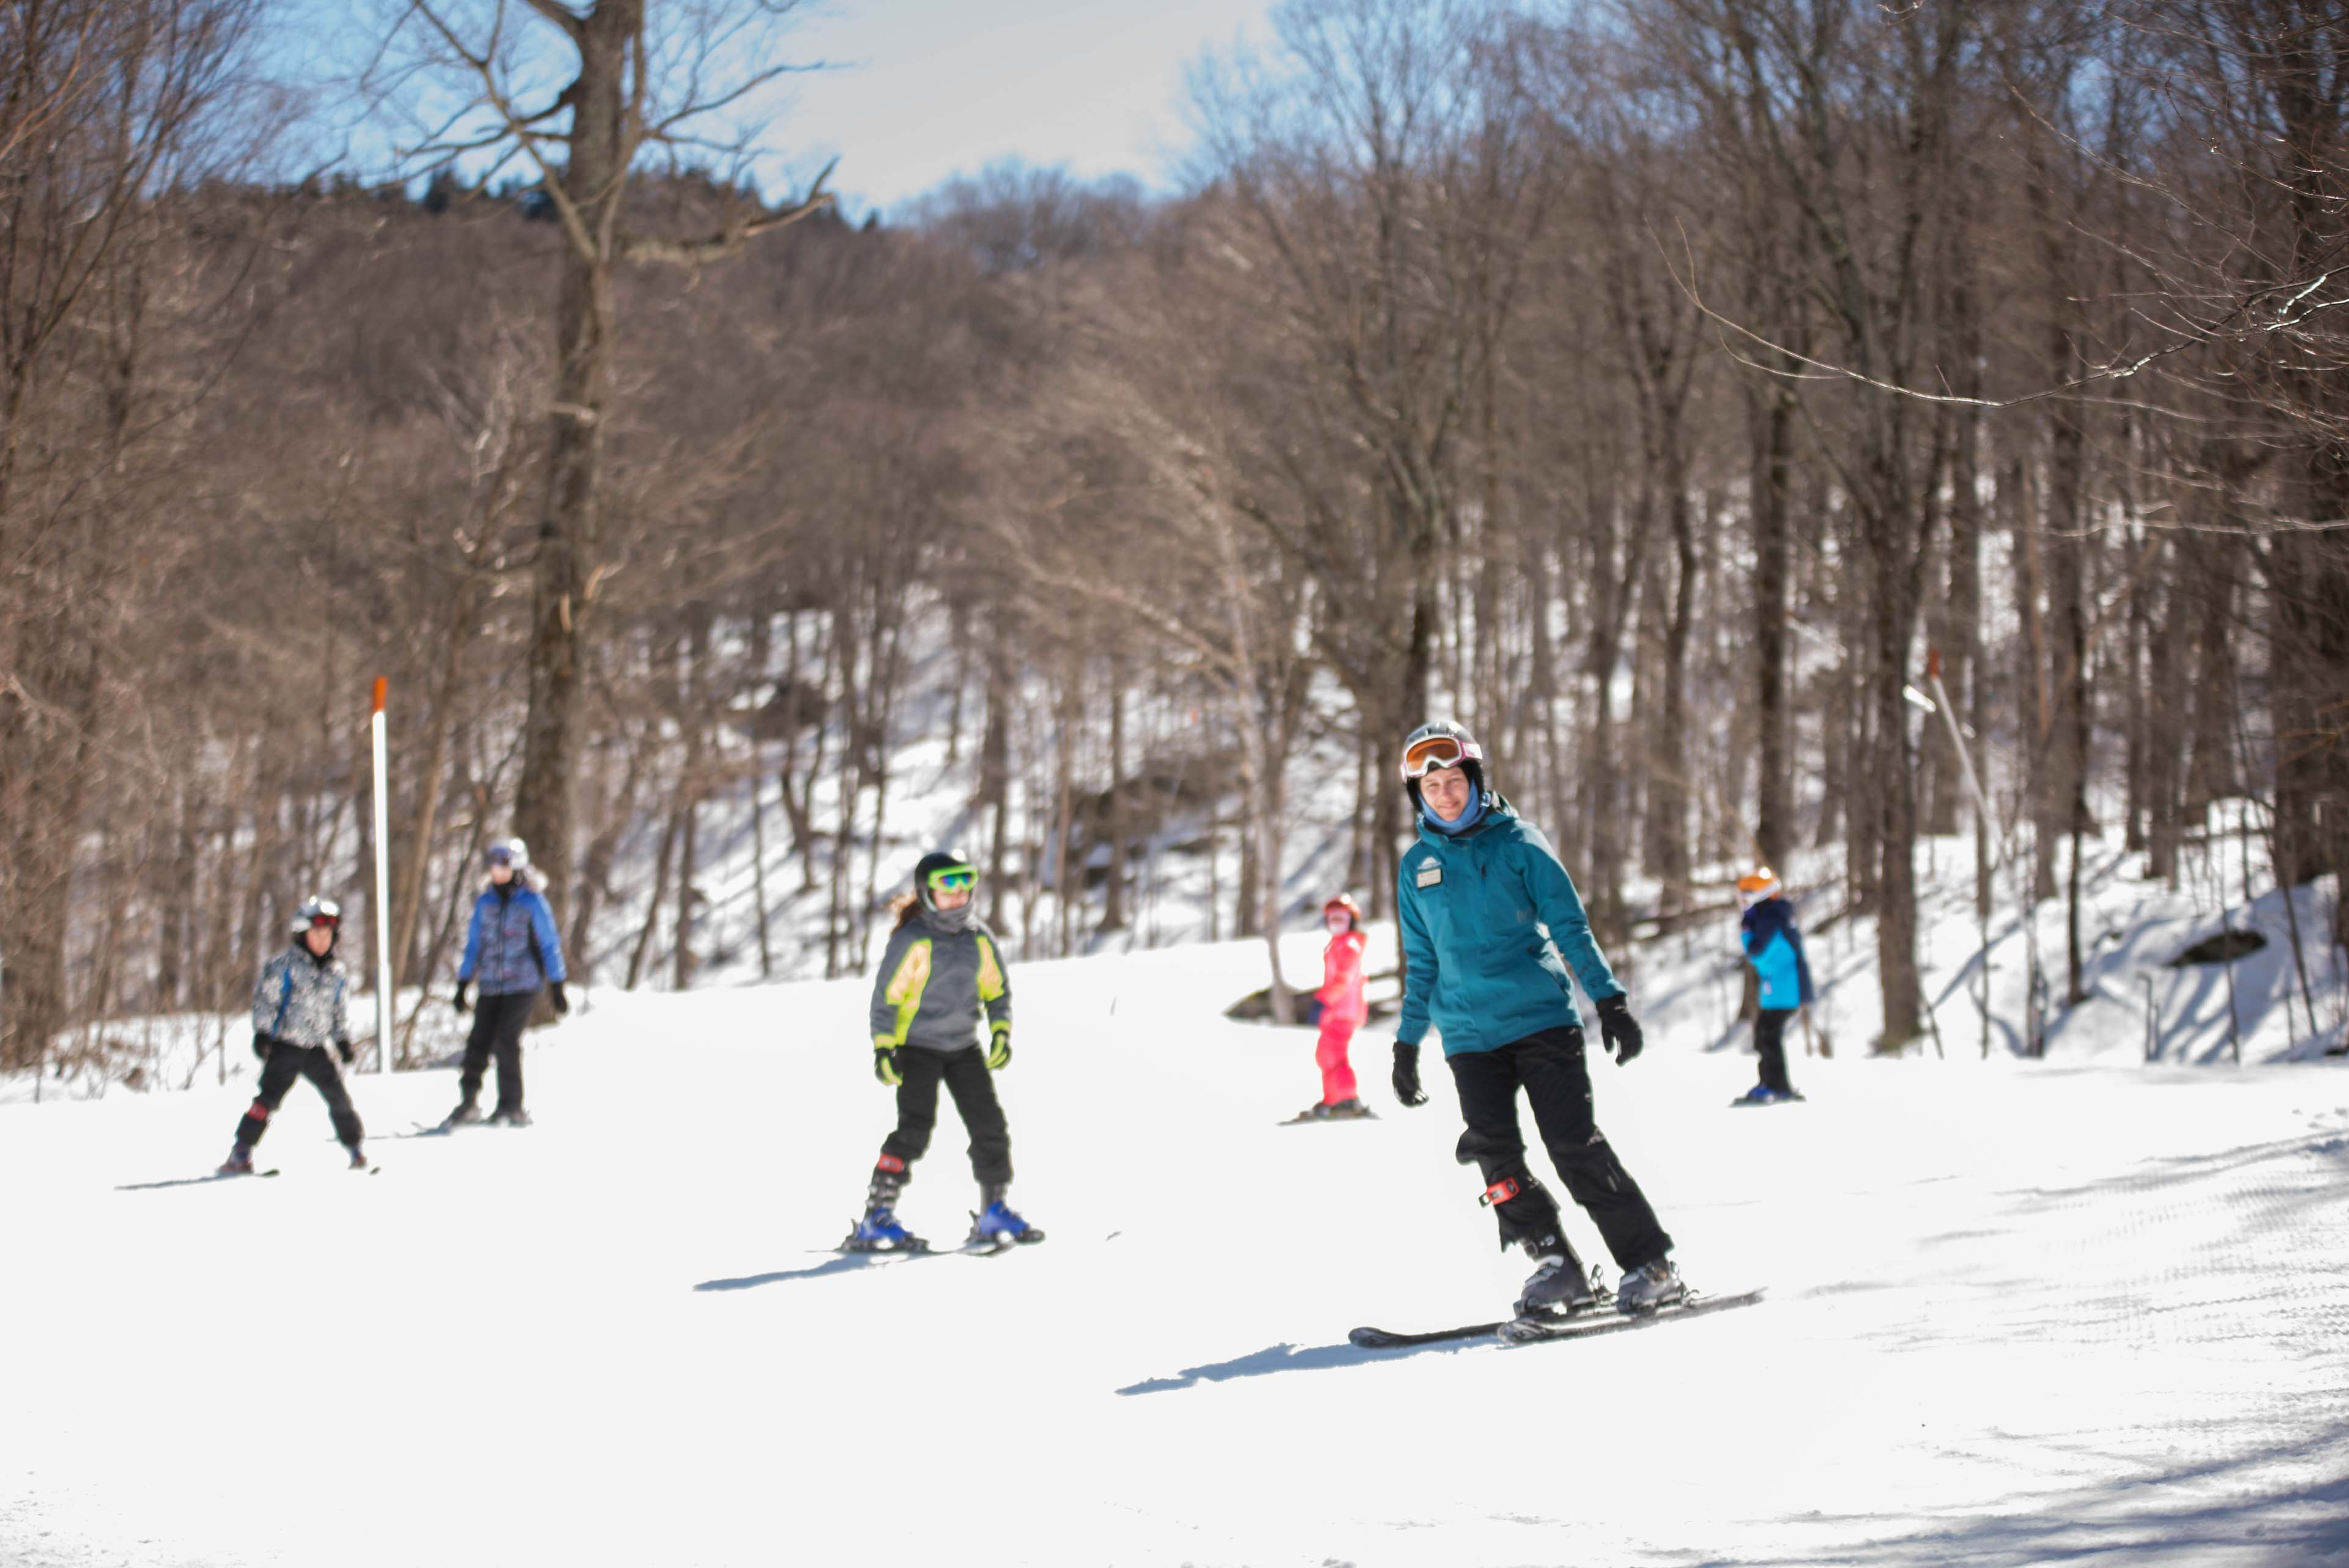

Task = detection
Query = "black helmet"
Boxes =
[1398,719,1487,811]
[913,849,978,932]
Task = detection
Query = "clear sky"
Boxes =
[771,0,1279,218]
[291,1,1283,219]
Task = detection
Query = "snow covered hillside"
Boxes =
[3,931,2345,1567]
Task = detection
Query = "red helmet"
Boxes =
[1323,893,1362,929]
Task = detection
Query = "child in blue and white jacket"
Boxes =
[219,897,367,1173]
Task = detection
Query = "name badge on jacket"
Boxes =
[1416,864,1443,888]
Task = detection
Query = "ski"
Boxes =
[1350,1287,1765,1350]
[1278,1108,1381,1125]
[1729,1093,1806,1109]
[826,1239,1035,1261]
[118,1169,280,1191]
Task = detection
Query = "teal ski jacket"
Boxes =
[1394,796,1624,1057]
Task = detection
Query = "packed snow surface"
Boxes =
[4,931,2346,1567]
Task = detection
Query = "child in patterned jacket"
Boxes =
[220,897,366,1174]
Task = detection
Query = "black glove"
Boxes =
[985,1022,1011,1070]
[874,1046,902,1086]
[252,1031,275,1061]
[1392,1041,1428,1107]
[452,981,472,1016]
[1595,995,1643,1065]
[335,1037,355,1066]
[548,981,570,1017]
[1305,997,1326,1027]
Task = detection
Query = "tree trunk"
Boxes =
[1751,377,1796,872]
[509,1,641,945]
[1100,657,1129,935]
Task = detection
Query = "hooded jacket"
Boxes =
[1316,927,1368,1028]
[252,942,351,1051]
[458,879,568,997]
[869,907,1012,1053]
[1395,795,1624,1057]
[1740,896,1817,1011]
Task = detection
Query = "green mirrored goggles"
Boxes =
[926,867,977,892]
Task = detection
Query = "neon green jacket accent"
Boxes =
[869,912,1012,1052]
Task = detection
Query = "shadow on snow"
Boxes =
[1116,1334,1486,1395]
[691,1253,925,1291]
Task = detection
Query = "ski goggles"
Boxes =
[926,866,978,893]
[483,845,515,868]
[306,911,340,929]
[1399,734,1482,780]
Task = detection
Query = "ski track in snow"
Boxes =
[2,940,2347,1567]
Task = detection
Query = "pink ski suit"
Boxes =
[1314,927,1368,1105]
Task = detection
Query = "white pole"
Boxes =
[1928,656,1997,1060]
[371,677,395,1074]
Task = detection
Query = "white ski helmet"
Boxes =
[289,895,341,937]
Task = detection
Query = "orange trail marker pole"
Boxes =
[370,678,395,1074]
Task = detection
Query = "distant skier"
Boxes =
[1291,893,1373,1121]
[446,838,568,1129]
[1735,867,1814,1105]
[219,897,367,1174]
[843,850,1042,1254]
[1388,720,1686,1323]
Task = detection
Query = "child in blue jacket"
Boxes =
[1389,720,1685,1324]
[1736,868,1815,1105]
[445,838,568,1128]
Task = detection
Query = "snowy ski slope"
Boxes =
[3,926,2345,1567]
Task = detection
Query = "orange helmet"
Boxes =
[1323,893,1362,929]
[1735,867,1781,908]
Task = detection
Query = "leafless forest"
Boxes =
[1,0,2343,1076]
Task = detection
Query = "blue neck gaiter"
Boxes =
[1420,790,1489,836]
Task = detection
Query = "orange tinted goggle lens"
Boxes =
[1402,737,1467,778]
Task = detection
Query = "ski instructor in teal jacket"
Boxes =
[1389,720,1688,1322]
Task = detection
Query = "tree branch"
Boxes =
[619,158,837,267]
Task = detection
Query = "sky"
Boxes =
[772,0,1280,218]
[292,0,1283,221]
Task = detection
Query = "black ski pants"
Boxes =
[236,1044,363,1150]
[1446,1025,1672,1271]
[460,990,536,1113]
[880,1046,1011,1187]
[1754,1009,1797,1095]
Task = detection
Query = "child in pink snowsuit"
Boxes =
[1299,894,1370,1119]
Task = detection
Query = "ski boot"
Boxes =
[346,1145,369,1171]
[843,1205,926,1252]
[965,1183,1044,1250]
[486,1105,532,1128]
[1734,1084,1805,1107]
[1512,1236,1602,1323]
[441,1099,482,1131]
[841,1159,927,1253]
[1324,1097,1376,1120]
[1616,1256,1688,1313]
[217,1143,256,1177]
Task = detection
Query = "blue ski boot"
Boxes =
[965,1184,1044,1250]
[841,1158,927,1253]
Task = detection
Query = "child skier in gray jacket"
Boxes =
[841,850,1042,1254]
[220,897,366,1173]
